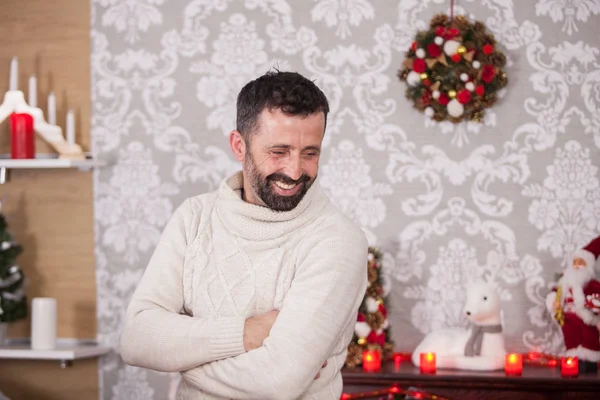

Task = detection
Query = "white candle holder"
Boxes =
[0,57,84,160]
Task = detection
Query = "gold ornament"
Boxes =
[419,73,428,80]
[357,337,366,345]
[448,90,457,98]
[457,45,467,54]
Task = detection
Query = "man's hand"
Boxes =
[243,310,279,351]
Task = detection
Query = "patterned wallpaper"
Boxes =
[90,0,600,398]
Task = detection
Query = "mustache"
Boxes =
[266,172,311,185]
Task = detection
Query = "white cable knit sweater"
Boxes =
[120,171,368,400]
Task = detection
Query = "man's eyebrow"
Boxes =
[266,144,321,152]
[302,145,321,152]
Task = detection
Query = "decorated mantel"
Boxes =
[339,4,600,398]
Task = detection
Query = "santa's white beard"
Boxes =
[562,266,594,289]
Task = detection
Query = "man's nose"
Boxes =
[283,155,303,181]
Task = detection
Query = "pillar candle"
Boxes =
[9,113,35,159]
[362,350,381,372]
[561,357,578,377]
[9,57,18,91]
[47,92,56,125]
[28,75,37,107]
[420,352,436,374]
[504,353,523,376]
[31,297,57,350]
[66,110,75,145]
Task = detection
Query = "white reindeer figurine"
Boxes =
[411,281,506,371]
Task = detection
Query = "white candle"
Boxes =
[28,75,37,107]
[47,92,56,125]
[31,297,57,350]
[9,57,18,91]
[66,109,75,145]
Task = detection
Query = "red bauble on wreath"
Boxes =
[397,13,508,123]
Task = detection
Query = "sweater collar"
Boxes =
[215,171,329,241]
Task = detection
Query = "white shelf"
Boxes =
[0,153,105,183]
[0,158,103,170]
[0,339,111,367]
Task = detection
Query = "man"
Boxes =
[546,235,600,373]
[120,71,369,399]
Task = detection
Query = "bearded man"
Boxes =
[547,235,600,373]
[120,71,369,399]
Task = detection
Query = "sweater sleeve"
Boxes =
[181,220,368,400]
[120,199,246,372]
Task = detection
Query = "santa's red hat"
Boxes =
[573,235,600,270]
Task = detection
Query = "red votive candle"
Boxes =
[362,350,381,372]
[561,357,578,377]
[393,353,402,370]
[420,352,436,373]
[504,353,523,376]
[10,113,35,159]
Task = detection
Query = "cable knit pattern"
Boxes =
[121,171,368,400]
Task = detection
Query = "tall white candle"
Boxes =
[47,92,56,125]
[66,109,75,145]
[31,297,57,350]
[9,57,18,91]
[28,75,37,107]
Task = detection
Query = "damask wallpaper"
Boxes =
[90,0,600,398]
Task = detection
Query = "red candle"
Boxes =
[504,353,523,376]
[419,352,436,373]
[10,113,35,159]
[362,350,381,372]
[561,357,578,377]
[393,353,402,370]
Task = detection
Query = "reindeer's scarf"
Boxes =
[464,324,503,357]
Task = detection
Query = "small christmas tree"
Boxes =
[0,212,27,323]
[345,247,393,367]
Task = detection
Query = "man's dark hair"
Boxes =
[236,70,329,139]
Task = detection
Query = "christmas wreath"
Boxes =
[398,14,508,123]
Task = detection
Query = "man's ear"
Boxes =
[229,130,246,162]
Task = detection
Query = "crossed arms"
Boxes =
[121,201,368,399]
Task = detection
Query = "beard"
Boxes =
[562,265,594,289]
[244,152,314,212]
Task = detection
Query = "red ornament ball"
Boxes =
[438,93,450,106]
[457,89,472,104]
[413,58,426,73]
[481,64,496,83]
[483,44,494,55]
[427,43,441,58]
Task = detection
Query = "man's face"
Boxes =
[240,108,324,212]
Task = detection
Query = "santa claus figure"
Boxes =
[546,235,600,373]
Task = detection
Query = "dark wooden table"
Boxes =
[342,361,600,399]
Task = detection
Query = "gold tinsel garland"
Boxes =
[398,14,508,123]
